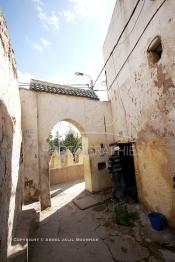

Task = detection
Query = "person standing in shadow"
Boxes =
[108,146,126,202]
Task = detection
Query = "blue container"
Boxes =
[148,212,166,231]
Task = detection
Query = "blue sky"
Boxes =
[0,0,115,99]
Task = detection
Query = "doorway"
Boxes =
[118,143,138,201]
[48,120,85,188]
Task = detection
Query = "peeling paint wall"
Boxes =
[20,89,114,209]
[104,0,175,226]
[0,11,22,261]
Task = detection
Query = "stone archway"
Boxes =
[20,81,114,210]
[39,118,91,210]
[45,118,91,209]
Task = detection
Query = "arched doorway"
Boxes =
[39,118,91,210]
[48,120,85,188]
[20,86,114,211]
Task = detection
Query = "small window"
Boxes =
[100,143,104,149]
[98,162,106,170]
[147,36,162,66]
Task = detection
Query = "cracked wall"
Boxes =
[104,0,175,226]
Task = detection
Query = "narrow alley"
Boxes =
[24,179,175,262]
[1,1,175,261]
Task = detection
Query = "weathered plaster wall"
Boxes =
[0,11,22,261]
[20,90,39,203]
[50,164,84,186]
[89,153,112,192]
[104,0,175,226]
[20,89,114,209]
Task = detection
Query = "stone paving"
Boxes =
[27,180,175,262]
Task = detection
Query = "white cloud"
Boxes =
[47,11,60,30]
[70,0,96,18]
[33,1,60,31]
[31,37,51,52]
[37,6,46,20]
[63,10,76,23]
[17,70,66,86]
[32,42,44,52]
[63,0,109,21]
[32,0,43,5]
[41,37,51,47]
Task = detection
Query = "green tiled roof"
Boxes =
[30,79,99,100]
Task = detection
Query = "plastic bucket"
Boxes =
[113,202,129,226]
[148,212,166,231]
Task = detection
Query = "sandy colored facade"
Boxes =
[103,0,175,226]
[49,149,84,185]
[0,11,22,261]
[2,1,175,260]
[50,164,84,186]
[20,86,114,210]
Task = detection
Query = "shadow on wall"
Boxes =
[11,146,23,244]
[0,100,22,261]
[0,100,13,260]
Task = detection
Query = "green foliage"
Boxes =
[47,132,82,158]
[47,134,64,153]
[63,132,82,159]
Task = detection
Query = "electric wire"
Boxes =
[108,0,167,91]
[107,0,145,90]
[94,0,145,90]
